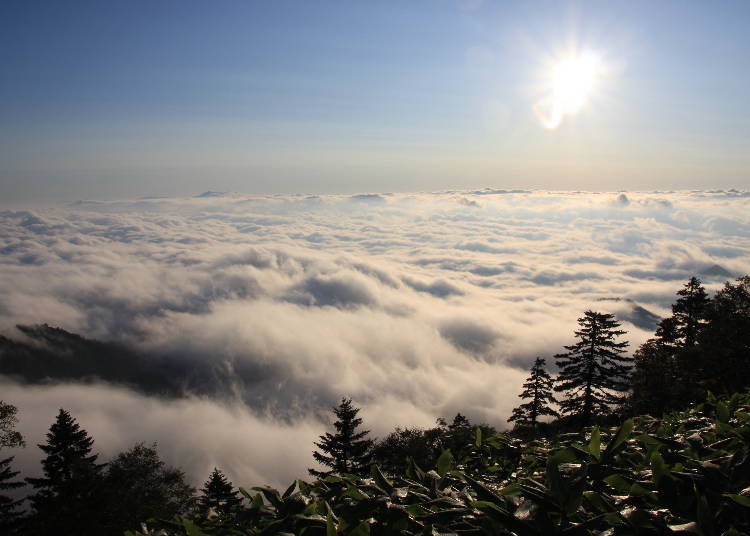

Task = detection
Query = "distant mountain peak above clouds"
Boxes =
[700,264,733,278]
[194,191,229,198]
[596,298,662,331]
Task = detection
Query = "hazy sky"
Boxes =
[2,0,749,202]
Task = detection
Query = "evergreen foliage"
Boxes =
[25,409,105,536]
[309,398,373,477]
[130,391,750,536]
[672,276,711,346]
[0,457,25,534]
[700,275,750,395]
[101,443,195,536]
[371,414,498,475]
[508,357,558,427]
[631,276,750,415]
[0,400,25,534]
[555,310,631,426]
[630,278,711,415]
[198,468,242,518]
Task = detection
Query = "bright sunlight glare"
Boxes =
[534,52,602,130]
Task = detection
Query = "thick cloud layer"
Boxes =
[1,189,748,488]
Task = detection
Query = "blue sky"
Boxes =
[2,0,749,202]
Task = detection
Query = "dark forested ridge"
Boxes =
[0,275,749,535]
[0,324,239,399]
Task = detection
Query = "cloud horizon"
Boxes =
[1,188,748,489]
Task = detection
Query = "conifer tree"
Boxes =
[0,457,24,535]
[26,409,105,536]
[555,311,631,426]
[508,357,558,426]
[0,401,25,535]
[198,468,242,518]
[630,277,711,415]
[700,275,750,395]
[309,398,373,478]
[672,276,710,346]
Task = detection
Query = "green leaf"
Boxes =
[473,501,537,536]
[603,474,632,492]
[696,489,716,536]
[282,481,297,498]
[716,401,730,423]
[651,452,669,486]
[343,485,368,500]
[475,427,483,448]
[583,490,614,513]
[181,519,209,536]
[436,449,454,478]
[370,464,394,494]
[253,486,283,509]
[349,522,371,536]
[326,511,337,536]
[603,419,634,458]
[464,474,504,504]
[725,494,750,508]
[588,426,601,460]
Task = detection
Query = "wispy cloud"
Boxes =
[1,190,748,487]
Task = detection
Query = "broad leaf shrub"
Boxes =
[130,391,750,536]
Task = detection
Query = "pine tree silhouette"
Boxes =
[26,409,105,535]
[310,398,373,477]
[508,357,558,426]
[0,456,25,535]
[555,311,631,426]
[631,277,711,415]
[673,276,710,347]
[701,275,750,396]
[199,468,242,518]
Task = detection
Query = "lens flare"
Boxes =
[534,51,602,129]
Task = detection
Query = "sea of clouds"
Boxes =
[1,189,749,489]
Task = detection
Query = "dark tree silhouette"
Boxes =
[700,275,750,396]
[198,468,242,518]
[101,443,195,536]
[0,401,24,450]
[555,311,631,426]
[0,456,24,535]
[0,402,25,536]
[630,335,679,417]
[310,398,373,477]
[631,277,712,415]
[26,409,105,535]
[508,357,558,427]
[673,276,710,347]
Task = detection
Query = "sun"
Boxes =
[534,51,602,129]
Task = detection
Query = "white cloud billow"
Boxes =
[0,189,748,488]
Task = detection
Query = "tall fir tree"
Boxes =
[26,409,105,536]
[699,275,750,396]
[672,276,710,347]
[198,468,242,518]
[555,311,631,426]
[508,357,558,426]
[0,401,25,535]
[630,277,711,415]
[310,398,373,478]
[0,456,25,535]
